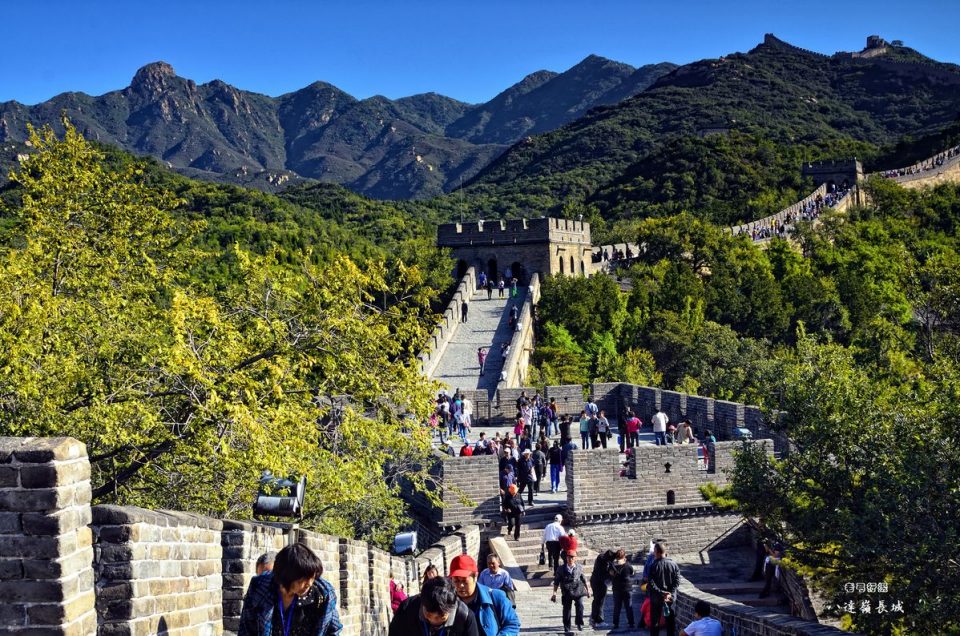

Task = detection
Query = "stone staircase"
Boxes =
[430,287,526,395]
[493,502,599,589]
[679,546,791,614]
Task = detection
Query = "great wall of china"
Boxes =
[3,142,956,635]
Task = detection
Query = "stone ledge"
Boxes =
[0,438,87,464]
[92,505,223,531]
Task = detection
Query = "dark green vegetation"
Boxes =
[0,57,673,200]
[534,177,960,633]
[464,35,960,233]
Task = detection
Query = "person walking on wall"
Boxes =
[548,440,564,493]
[450,554,521,636]
[478,347,487,377]
[461,299,469,323]
[498,278,505,298]
[541,514,567,570]
[648,542,680,636]
[390,576,479,636]
[487,277,494,299]
[552,551,590,635]
[238,543,342,636]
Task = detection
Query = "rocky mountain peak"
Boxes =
[131,62,177,95]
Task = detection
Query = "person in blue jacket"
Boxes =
[449,554,521,635]
[238,542,342,635]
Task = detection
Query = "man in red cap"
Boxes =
[449,554,520,635]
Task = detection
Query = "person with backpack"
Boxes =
[551,551,591,634]
[589,550,613,626]
[609,548,636,630]
[238,543,342,636]
[390,575,479,636]
[502,484,525,541]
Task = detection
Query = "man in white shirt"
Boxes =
[652,409,669,446]
[541,514,567,570]
[680,600,722,636]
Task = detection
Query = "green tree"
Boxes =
[0,123,438,544]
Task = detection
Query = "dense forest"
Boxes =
[531,176,960,634]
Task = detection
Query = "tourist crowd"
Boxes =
[879,145,960,179]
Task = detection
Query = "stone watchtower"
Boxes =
[437,217,592,283]
[802,159,864,192]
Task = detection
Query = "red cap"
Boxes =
[449,554,478,577]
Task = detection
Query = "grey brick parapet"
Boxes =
[0,437,98,636]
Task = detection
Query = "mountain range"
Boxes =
[461,34,960,224]
[0,56,676,199]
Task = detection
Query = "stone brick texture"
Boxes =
[0,437,98,636]
[1,436,487,636]
[675,578,854,636]
[91,505,225,636]
[575,512,750,560]
[564,442,765,520]
[220,520,286,634]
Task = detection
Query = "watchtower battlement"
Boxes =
[437,217,590,246]
[437,217,593,280]
[802,158,863,190]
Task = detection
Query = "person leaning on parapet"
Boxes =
[255,551,276,576]
[652,408,669,446]
[390,575,479,636]
[589,550,614,626]
[680,600,722,636]
[449,554,521,636]
[238,542,342,635]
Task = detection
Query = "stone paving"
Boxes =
[430,287,527,397]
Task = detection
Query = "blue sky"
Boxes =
[3,0,959,105]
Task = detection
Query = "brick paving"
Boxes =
[431,287,527,396]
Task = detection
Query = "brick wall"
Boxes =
[544,384,587,417]
[436,453,501,526]
[92,505,224,635]
[575,512,750,559]
[564,443,753,521]
[0,437,97,636]
[220,520,286,634]
[0,437,488,636]
[675,577,855,636]
[589,383,790,454]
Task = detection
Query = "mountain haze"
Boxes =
[0,56,675,199]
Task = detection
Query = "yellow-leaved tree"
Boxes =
[0,121,439,545]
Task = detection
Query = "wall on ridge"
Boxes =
[590,382,790,455]
[0,436,482,636]
[419,267,477,379]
